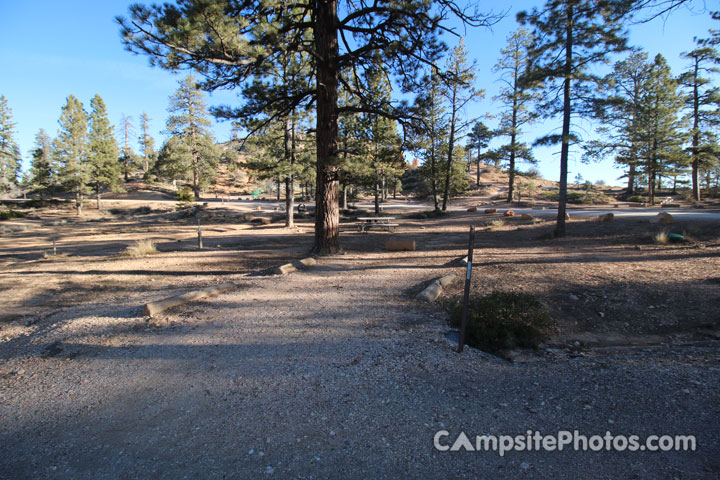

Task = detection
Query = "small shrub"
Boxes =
[176,186,195,203]
[449,291,550,354]
[0,210,27,221]
[123,239,159,257]
[626,195,647,203]
[486,219,506,230]
[654,231,669,245]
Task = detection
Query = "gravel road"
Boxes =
[1,252,718,479]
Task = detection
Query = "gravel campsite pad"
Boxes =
[1,203,719,478]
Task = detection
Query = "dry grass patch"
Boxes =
[486,219,506,231]
[123,239,159,257]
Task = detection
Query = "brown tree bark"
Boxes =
[555,3,573,238]
[311,0,341,254]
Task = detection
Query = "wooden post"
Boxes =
[457,225,476,353]
[197,218,203,250]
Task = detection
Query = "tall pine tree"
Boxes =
[519,0,629,237]
[0,95,22,194]
[54,95,89,215]
[29,129,54,194]
[118,0,500,254]
[138,112,156,174]
[88,94,122,210]
[493,27,539,202]
[585,51,653,195]
[163,75,220,198]
[440,39,479,211]
[637,54,685,205]
[679,45,720,201]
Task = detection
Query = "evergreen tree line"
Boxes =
[0,75,225,213]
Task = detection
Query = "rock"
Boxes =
[255,206,263,211]
[521,213,533,220]
[385,239,416,251]
[251,217,271,225]
[466,206,478,212]
[417,281,443,302]
[597,213,614,222]
[503,210,515,217]
[296,257,316,268]
[484,208,497,214]
[437,274,458,288]
[650,212,674,224]
[274,263,297,275]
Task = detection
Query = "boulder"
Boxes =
[274,263,297,275]
[503,210,515,217]
[437,274,458,288]
[650,212,674,224]
[597,213,614,222]
[416,282,443,302]
[466,206,478,213]
[484,208,497,214]
[521,213,533,220]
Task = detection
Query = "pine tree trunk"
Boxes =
[442,86,457,212]
[311,0,341,254]
[96,182,102,211]
[626,164,636,195]
[374,176,380,214]
[555,4,573,238]
[76,191,82,216]
[341,184,347,209]
[192,151,200,200]
[476,146,481,187]
[691,61,701,202]
[284,116,295,228]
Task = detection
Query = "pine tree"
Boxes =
[29,129,54,193]
[493,27,539,202]
[679,45,720,201]
[637,54,685,205]
[585,51,653,195]
[138,113,156,173]
[54,95,89,215]
[164,75,220,197]
[440,39,479,211]
[466,121,493,187]
[118,0,500,254]
[410,72,448,211]
[519,0,629,237]
[356,57,403,214]
[0,95,22,194]
[88,95,122,210]
[119,114,137,182]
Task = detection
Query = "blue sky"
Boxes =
[0,1,716,185]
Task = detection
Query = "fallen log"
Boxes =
[143,282,237,317]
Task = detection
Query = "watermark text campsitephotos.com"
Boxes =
[434,430,697,456]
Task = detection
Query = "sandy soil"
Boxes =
[1,200,719,478]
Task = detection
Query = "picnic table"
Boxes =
[356,217,398,233]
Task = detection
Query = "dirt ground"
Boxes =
[1,198,719,478]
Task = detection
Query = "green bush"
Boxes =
[449,291,550,354]
[626,195,647,203]
[176,186,195,202]
[0,210,27,221]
